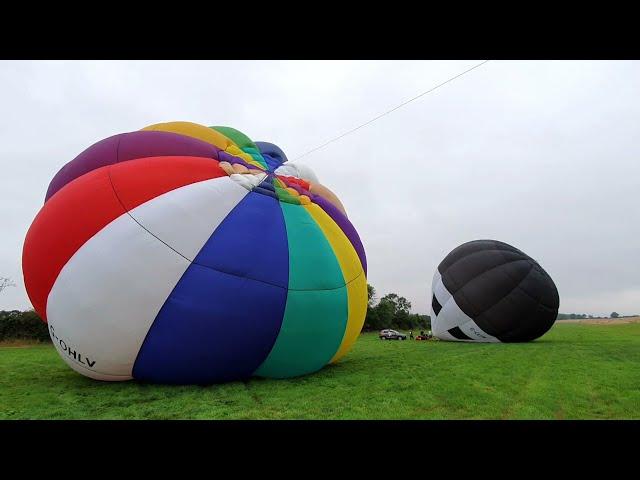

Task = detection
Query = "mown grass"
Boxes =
[1,322,638,419]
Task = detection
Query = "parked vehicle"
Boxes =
[379,329,407,340]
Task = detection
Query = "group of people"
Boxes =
[408,330,427,340]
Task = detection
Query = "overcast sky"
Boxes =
[1,60,639,316]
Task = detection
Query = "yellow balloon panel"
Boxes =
[141,121,234,150]
[304,203,367,363]
[331,273,367,363]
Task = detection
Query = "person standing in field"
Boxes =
[409,330,414,340]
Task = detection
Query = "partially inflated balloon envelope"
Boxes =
[430,240,559,342]
[22,122,367,383]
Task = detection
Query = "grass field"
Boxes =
[1,322,639,419]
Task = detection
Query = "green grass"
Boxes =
[1,322,639,419]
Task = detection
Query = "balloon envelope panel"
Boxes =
[430,240,559,343]
[22,122,368,384]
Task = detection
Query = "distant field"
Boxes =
[1,322,639,419]
[558,316,640,325]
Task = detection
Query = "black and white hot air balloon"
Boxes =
[430,240,559,343]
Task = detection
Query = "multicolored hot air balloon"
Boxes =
[430,240,558,343]
[22,122,367,384]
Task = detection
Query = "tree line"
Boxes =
[556,312,636,320]
[0,310,50,342]
[363,284,431,332]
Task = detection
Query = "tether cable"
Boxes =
[293,60,490,161]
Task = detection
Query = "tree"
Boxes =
[367,284,377,308]
[611,312,620,318]
[0,277,15,294]
[364,306,380,331]
[378,293,411,316]
[362,284,429,332]
[375,300,395,328]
